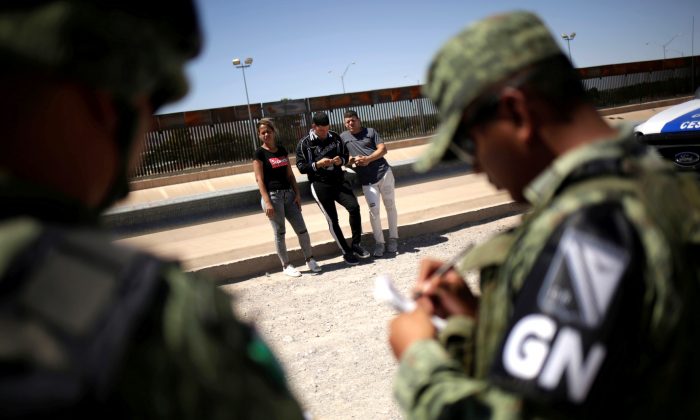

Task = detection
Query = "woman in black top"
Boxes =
[253,119,321,276]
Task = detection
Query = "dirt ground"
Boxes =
[221,214,521,420]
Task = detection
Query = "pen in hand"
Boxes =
[414,243,474,300]
[374,274,447,330]
[374,243,476,331]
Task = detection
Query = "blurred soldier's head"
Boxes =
[0,0,202,210]
[416,11,592,202]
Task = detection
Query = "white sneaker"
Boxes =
[307,258,322,273]
[373,243,385,257]
[387,238,398,253]
[283,264,301,277]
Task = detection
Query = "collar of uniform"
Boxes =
[524,123,635,206]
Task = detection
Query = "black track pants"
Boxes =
[310,180,362,254]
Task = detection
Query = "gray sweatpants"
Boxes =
[263,189,313,267]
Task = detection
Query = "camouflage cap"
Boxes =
[415,11,562,172]
[0,1,201,107]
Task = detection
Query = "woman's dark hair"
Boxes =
[257,118,277,133]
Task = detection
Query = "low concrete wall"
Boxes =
[108,100,677,236]
[200,200,529,283]
[103,156,467,235]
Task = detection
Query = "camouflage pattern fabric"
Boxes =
[0,176,305,419]
[415,11,562,173]
[0,1,204,207]
[395,126,700,419]
[0,1,198,104]
[116,266,305,419]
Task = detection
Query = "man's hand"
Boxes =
[354,155,369,167]
[317,157,333,168]
[331,156,343,166]
[389,307,436,359]
[414,258,478,319]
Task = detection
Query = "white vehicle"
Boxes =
[634,88,700,171]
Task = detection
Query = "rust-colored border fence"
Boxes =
[133,55,699,180]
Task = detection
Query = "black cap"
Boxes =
[312,112,330,126]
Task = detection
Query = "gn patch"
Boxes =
[537,228,628,328]
[491,226,630,404]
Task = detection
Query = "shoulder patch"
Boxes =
[490,206,639,406]
[537,228,629,328]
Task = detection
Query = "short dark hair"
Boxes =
[343,110,359,119]
[312,112,330,126]
[517,54,588,123]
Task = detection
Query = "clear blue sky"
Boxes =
[158,0,700,115]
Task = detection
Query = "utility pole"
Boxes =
[561,32,576,62]
[329,62,356,93]
[232,57,257,152]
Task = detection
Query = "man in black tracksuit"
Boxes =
[296,112,370,265]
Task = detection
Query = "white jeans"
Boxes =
[362,168,398,244]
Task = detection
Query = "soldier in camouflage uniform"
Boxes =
[389,11,700,419]
[0,1,304,418]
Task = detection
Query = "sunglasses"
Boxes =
[448,125,477,165]
[448,94,502,165]
[446,68,536,165]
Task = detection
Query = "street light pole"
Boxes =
[662,34,681,59]
[328,62,356,93]
[647,34,682,60]
[340,62,355,93]
[232,57,257,152]
[561,32,576,62]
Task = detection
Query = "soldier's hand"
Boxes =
[389,307,436,359]
[414,258,478,319]
[331,156,343,166]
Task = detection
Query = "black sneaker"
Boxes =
[351,243,371,259]
[343,253,360,265]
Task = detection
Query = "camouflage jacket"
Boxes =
[395,126,700,419]
[0,176,305,419]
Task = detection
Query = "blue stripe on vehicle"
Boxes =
[661,107,700,133]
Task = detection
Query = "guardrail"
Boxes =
[134,55,699,180]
